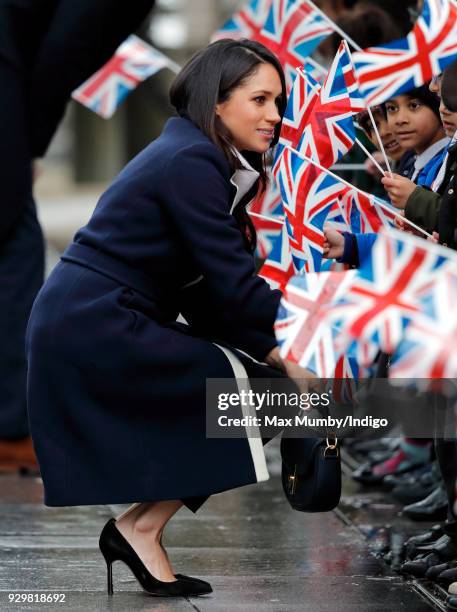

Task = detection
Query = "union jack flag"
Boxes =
[248,180,284,259]
[319,199,351,272]
[259,224,295,291]
[275,147,344,272]
[72,35,172,119]
[330,355,360,405]
[327,229,454,366]
[325,199,351,233]
[274,41,364,172]
[273,69,320,173]
[390,269,457,386]
[339,188,397,234]
[213,0,333,92]
[352,0,457,106]
[297,41,365,168]
[274,271,355,376]
[259,0,334,90]
[211,0,272,41]
[302,57,327,83]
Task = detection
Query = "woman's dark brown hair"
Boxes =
[169,39,287,253]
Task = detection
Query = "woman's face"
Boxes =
[215,62,283,153]
[385,95,444,155]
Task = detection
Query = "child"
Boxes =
[321,83,448,485]
[436,66,457,248]
[384,84,448,186]
[357,105,408,166]
[382,71,457,236]
[327,82,449,257]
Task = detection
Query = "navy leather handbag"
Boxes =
[280,435,341,512]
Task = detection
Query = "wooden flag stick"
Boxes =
[304,55,327,76]
[288,146,433,239]
[355,138,386,176]
[295,67,388,177]
[249,211,284,225]
[165,59,182,74]
[342,39,393,174]
[365,106,393,174]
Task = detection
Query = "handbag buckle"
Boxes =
[325,433,339,458]
[288,465,298,495]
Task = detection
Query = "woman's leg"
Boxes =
[115,500,183,581]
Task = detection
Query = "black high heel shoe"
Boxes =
[99,518,212,596]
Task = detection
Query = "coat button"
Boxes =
[449,188,454,195]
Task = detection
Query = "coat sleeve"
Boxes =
[405,186,441,233]
[178,280,278,361]
[164,142,282,333]
[354,233,377,266]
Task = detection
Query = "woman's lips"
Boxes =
[257,129,274,138]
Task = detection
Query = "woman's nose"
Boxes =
[266,103,281,124]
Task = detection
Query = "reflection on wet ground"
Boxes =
[339,447,447,610]
[0,442,436,611]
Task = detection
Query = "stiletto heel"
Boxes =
[106,559,113,595]
[98,518,212,596]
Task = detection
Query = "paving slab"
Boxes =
[0,466,433,611]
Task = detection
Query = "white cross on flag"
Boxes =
[352,0,457,106]
[274,270,355,376]
[72,35,173,119]
[328,229,457,366]
[390,268,457,387]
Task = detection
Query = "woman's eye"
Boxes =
[253,96,266,104]
[410,101,421,110]
[385,105,397,113]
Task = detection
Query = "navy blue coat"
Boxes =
[26,117,284,508]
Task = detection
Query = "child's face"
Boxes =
[439,100,457,139]
[366,110,404,162]
[385,95,445,154]
[434,78,457,139]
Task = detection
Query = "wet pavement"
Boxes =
[0,448,434,612]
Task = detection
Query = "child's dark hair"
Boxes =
[357,106,387,137]
[328,3,404,56]
[387,83,441,120]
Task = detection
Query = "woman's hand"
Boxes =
[265,349,320,393]
[381,173,416,209]
[264,346,285,371]
[323,228,344,259]
[283,360,320,394]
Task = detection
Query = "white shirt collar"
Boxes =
[413,137,450,172]
[431,134,457,191]
[229,148,260,214]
